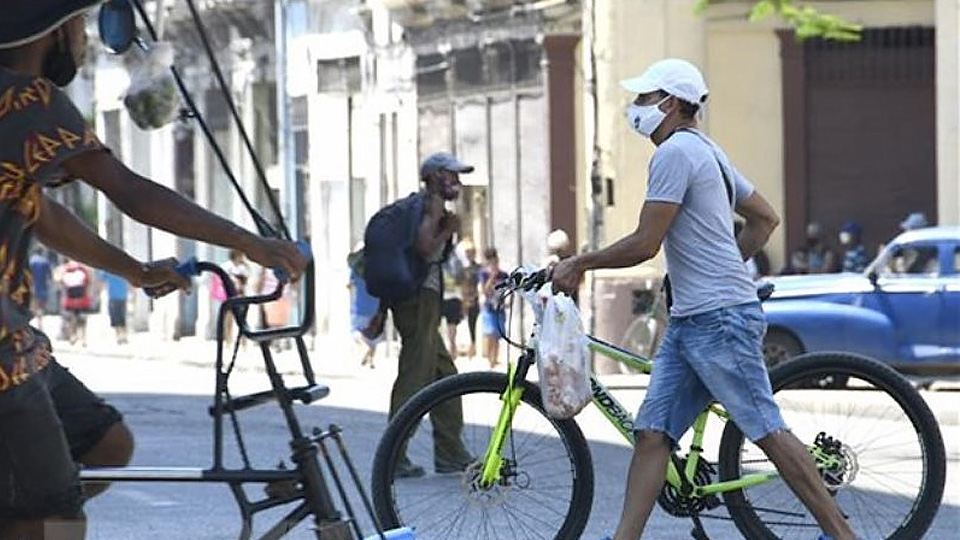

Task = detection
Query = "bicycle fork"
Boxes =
[479,352,534,488]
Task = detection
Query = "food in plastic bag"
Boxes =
[123,42,179,130]
[535,288,592,419]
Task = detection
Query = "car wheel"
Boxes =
[763,330,802,368]
[764,330,849,389]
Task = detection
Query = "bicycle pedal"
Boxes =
[264,479,299,499]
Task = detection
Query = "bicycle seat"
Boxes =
[757,281,775,302]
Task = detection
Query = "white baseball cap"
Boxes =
[620,58,709,105]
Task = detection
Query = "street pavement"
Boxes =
[47,326,960,540]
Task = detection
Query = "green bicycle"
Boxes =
[371,269,946,540]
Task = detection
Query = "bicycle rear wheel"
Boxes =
[717,352,946,540]
[371,371,594,540]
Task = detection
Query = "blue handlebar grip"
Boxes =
[144,257,200,298]
[175,257,201,277]
[272,240,313,282]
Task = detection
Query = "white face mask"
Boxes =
[625,96,670,137]
[839,232,853,245]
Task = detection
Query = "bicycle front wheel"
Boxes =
[717,352,946,540]
[370,371,594,540]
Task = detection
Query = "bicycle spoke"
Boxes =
[719,356,944,540]
[376,374,587,540]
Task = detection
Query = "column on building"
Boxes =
[937,0,960,226]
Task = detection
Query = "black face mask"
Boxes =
[42,34,78,87]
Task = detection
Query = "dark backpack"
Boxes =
[363,192,430,304]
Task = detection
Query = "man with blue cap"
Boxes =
[0,2,307,537]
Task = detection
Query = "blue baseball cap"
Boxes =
[420,152,474,179]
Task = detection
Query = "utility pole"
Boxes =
[584,0,603,335]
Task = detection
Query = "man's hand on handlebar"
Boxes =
[131,257,192,297]
[242,237,309,282]
[551,257,583,296]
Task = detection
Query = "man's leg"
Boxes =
[0,364,86,540]
[445,322,457,358]
[608,322,710,540]
[1,515,86,540]
[388,291,436,419]
[684,304,856,540]
[611,431,672,540]
[429,318,469,469]
[755,432,855,540]
[46,360,132,500]
[76,422,134,499]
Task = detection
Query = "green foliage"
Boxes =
[697,0,862,41]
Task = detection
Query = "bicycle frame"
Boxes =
[478,334,788,499]
[78,262,375,540]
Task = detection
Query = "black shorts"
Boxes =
[442,298,464,325]
[0,357,123,521]
[108,299,126,328]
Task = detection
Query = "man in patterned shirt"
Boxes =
[0,2,307,538]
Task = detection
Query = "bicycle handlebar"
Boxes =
[497,267,552,294]
[146,241,315,343]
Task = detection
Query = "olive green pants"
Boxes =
[389,289,467,465]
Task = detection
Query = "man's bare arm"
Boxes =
[63,150,305,279]
[735,191,780,261]
[32,195,187,292]
[577,202,680,271]
[552,202,679,294]
[33,195,142,281]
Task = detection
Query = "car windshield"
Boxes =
[869,243,940,277]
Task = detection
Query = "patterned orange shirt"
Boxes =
[0,67,104,392]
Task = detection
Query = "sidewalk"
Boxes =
[47,315,959,427]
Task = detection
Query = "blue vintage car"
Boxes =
[763,226,960,377]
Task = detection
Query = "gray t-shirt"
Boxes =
[646,130,757,317]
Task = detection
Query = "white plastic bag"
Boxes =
[535,290,592,419]
[123,42,179,130]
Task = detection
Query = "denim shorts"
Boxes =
[479,307,505,337]
[635,302,787,444]
[0,355,123,521]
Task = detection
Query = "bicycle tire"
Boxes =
[717,352,946,540]
[371,371,594,540]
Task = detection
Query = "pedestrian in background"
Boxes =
[441,249,466,358]
[221,249,249,345]
[28,247,53,332]
[838,221,869,273]
[801,222,837,274]
[347,243,383,368]
[479,247,508,369]
[58,260,93,346]
[460,240,482,359]
[544,229,573,266]
[380,152,474,478]
[98,270,130,345]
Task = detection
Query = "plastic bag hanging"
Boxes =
[123,42,179,130]
[535,289,592,419]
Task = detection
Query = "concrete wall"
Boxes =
[593,0,948,277]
